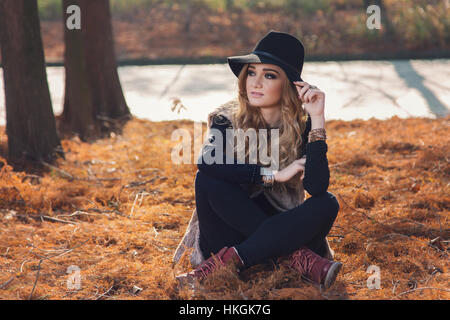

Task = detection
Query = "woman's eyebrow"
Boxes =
[248,65,280,74]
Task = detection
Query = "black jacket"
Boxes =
[196,114,330,197]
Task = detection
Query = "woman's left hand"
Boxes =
[293,81,325,117]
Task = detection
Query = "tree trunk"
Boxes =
[61,0,100,141]
[82,0,130,124]
[0,0,64,164]
[62,0,131,141]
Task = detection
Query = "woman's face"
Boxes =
[246,63,285,109]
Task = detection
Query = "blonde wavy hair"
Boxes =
[229,63,309,196]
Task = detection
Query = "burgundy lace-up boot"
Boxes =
[176,247,245,285]
[278,246,342,289]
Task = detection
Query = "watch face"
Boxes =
[260,167,272,175]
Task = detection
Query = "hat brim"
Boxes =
[227,53,302,82]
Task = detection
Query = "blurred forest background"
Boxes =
[36,0,450,63]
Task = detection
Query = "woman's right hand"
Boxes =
[274,156,306,183]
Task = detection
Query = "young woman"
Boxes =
[174,31,342,289]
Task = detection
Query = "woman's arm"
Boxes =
[197,115,263,185]
[302,115,330,196]
[294,81,330,196]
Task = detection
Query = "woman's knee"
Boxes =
[314,191,340,217]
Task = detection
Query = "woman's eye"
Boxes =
[247,71,276,79]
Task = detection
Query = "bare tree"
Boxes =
[0,0,64,165]
[82,0,130,123]
[61,0,131,141]
[61,0,99,141]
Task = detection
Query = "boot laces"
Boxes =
[289,249,320,276]
[197,255,224,278]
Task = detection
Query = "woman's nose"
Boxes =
[252,75,263,88]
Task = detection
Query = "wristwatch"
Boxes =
[260,167,275,188]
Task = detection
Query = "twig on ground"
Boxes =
[46,238,90,261]
[130,193,140,217]
[153,227,159,238]
[125,176,163,188]
[55,211,100,219]
[0,277,14,290]
[329,160,351,168]
[392,286,450,299]
[392,280,400,295]
[352,226,369,238]
[28,245,66,253]
[41,161,121,183]
[84,207,126,217]
[16,213,88,225]
[93,275,133,300]
[15,213,77,225]
[95,285,115,300]
[117,176,165,200]
[129,192,151,217]
[28,259,43,300]
[90,177,121,182]
[20,239,90,273]
[20,260,32,274]
[31,252,59,265]
[40,215,78,225]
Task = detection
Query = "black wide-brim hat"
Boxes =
[227,30,305,82]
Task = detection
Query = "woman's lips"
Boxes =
[250,92,264,98]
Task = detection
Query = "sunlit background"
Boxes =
[1,0,449,125]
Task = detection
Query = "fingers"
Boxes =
[294,81,319,103]
[304,90,316,104]
[296,83,310,102]
[294,81,312,91]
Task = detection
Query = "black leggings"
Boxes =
[195,170,340,267]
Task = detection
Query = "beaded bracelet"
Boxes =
[308,128,327,143]
[260,167,275,188]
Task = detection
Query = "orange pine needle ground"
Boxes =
[0,115,448,300]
